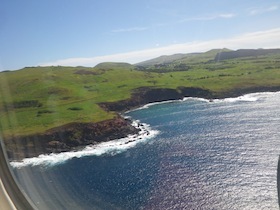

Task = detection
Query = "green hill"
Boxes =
[1,48,280,141]
[136,48,231,72]
[95,62,134,70]
[215,48,280,61]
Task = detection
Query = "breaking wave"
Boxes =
[10,120,159,168]
[10,91,280,169]
[182,91,280,103]
[211,91,280,103]
[182,97,210,102]
[128,100,177,112]
[126,92,280,115]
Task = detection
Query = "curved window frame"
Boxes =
[0,140,35,210]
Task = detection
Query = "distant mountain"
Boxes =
[215,49,280,61]
[136,49,231,67]
[136,53,193,67]
[135,48,231,72]
[1,47,280,160]
[95,62,134,70]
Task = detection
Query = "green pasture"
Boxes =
[0,51,280,138]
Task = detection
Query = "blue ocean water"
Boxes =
[12,92,280,210]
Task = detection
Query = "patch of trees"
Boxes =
[117,84,127,88]
[13,100,42,108]
[205,65,233,71]
[174,63,190,71]
[68,107,83,111]
[37,110,55,117]
[147,80,157,85]
[84,85,98,92]
[135,63,192,73]
[135,66,147,71]
[215,49,280,61]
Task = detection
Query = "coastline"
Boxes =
[5,86,280,161]
[10,119,159,168]
[5,115,140,161]
[99,86,280,113]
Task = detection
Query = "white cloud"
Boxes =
[218,13,236,18]
[249,5,278,15]
[180,13,236,22]
[39,28,280,67]
[112,27,148,33]
[200,13,236,20]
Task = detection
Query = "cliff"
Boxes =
[99,87,213,112]
[5,85,280,160]
[5,115,139,160]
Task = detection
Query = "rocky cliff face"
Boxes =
[99,87,213,112]
[5,87,213,160]
[5,85,280,160]
[5,115,139,160]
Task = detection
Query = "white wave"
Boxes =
[126,100,176,112]
[127,96,210,112]
[10,120,159,169]
[213,95,258,103]
[182,94,259,103]
[127,91,280,112]
[212,91,280,103]
[182,97,210,103]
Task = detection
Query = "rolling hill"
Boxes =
[1,48,280,159]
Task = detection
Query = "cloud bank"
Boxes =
[249,5,278,16]
[39,28,280,67]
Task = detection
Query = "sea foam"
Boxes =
[212,91,280,103]
[127,92,280,113]
[213,94,259,103]
[127,100,176,112]
[10,91,280,169]
[182,91,280,104]
[10,120,159,168]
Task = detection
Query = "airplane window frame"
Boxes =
[0,140,36,210]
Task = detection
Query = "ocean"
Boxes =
[11,92,280,209]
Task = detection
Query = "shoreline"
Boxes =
[99,86,280,113]
[10,119,159,168]
[5,115,141,161]
[5,86,280,161]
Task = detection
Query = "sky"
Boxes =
[1,0,280,70]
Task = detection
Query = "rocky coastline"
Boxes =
[99,86,280,112]
[5,115,140,160]
[4,86,280,161]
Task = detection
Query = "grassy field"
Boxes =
[0,49,280,138]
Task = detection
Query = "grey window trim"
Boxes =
[0,140,36,210]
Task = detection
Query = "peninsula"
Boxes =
[1,48,280,160]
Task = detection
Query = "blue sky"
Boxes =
[1,0,280,70]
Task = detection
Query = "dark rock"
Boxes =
[99,87,213,112]
[5,85,280,160]
[5,115,140,160]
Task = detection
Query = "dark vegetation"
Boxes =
[68,107,83,111]
[215,49,280,61]
[13,100,42,109]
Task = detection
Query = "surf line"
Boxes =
[129,91,280,113]
[10,91,280,168]
[10,119,159,168]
